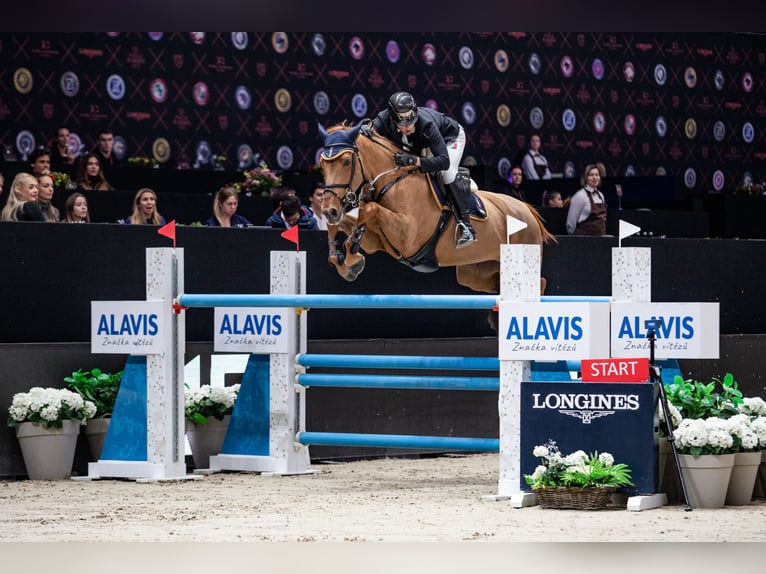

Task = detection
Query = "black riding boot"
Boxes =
[445,178,476,249]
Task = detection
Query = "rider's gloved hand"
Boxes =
[394,152,418,167]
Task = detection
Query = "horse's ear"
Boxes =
[317,122,329,141]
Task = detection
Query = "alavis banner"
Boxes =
[91,301,165,354]
[214,307,290,353]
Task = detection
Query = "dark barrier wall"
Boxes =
[1,222,765,343]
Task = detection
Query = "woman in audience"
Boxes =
[1,172,46,221]
[121,187,166,225]
[205,186,252,227]
[566,162,607,236]
[37,173,60,222]
[75,153,113,191]
[63,192,91,223]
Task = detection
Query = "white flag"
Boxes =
[506,215,528,243]
[619,220,641,240]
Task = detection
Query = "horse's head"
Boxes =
[318,121,368,225]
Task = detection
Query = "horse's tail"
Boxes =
[527,204,558,244]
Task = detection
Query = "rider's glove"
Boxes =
[394,152,418,167]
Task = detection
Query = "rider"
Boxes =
[372,91,476,249]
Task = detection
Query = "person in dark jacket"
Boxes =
[372,91,476,248]
[205,186,252,227]
[1,172,46,222]
[265,194,318,230]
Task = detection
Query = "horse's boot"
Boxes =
[445,178,476,249]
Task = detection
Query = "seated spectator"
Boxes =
[265,194,318,230]
[120,187,166,225]
[542,190,564,208]
[36,173,60,222]
[269,186,296,209]
[92,127,121,176]
[308,181,328,230]
[50,126,76,168]
[75,153,113,191]
[1,172,46,221]
[63,192,91,223]
[497,166,527,201]
[205,186,252,228]
[29,148,52,177]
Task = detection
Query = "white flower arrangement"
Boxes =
[184,384,240,425]
[750,416,766,449]
[658,401,683,436]
[525,440,633,489]
[671,416,759,456]
[7,386,97,429]
[739,396,766,417]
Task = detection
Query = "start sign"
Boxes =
[581,357,649,383]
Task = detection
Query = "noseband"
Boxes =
[322,146,368,213]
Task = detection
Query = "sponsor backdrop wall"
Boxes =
[1,32,765,192]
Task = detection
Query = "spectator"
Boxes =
[205,186,252,227]
[566,163,607,236]
[1,172,46,221]
[36,173,60,222]
[521,134,552,180]
[308,181,328,230]
[29,148,52,177]
[498,166,527,201]
[542,190,564,208]
[63,192,91,223]
[265,194,318,230]
[269,186,296,210]
[121,187,166,225]
[92,127,120,175]
[75,153,113,191]
[372,91,475,248]
[50,127,76,168]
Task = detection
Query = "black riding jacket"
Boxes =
[372,107,461,174]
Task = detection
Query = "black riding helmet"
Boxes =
[388,91,418,126]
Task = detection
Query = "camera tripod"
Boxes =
[646,321,693,511]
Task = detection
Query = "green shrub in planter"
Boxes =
[65,368,123,418]
[665,372,743,420]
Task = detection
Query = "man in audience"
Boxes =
[92,127,120,177]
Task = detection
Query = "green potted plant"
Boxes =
[664,372,743,420]
[184,384,240,470]
[65,368,123,461]
[524,439,634,510]
[7,387,97,479]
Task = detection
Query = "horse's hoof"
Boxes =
[346,257,366,281]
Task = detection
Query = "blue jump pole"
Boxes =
[296,354,500,371]
[297,373,499,391]
[297,431,500,452]
[178,293,498,309]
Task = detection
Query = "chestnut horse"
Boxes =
[319,121,555,294]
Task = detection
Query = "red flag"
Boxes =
[158,219,176,248]
[280,224,299,251]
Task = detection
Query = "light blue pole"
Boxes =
[297,373,499,391]
[297,431,499,452]
[296,354,500,371]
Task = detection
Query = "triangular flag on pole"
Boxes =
[505,215,528,243]
[281,224,299,252]
[618,219,641,248]
[158,219,176,249]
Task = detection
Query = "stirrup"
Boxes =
[454,223,476,249]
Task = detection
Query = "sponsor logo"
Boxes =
[14,68,33,94]
[564,161,576,178]
[106,74,125,100]
[462,102,476,125]
[276,145,293,170]
[150,78,168,103]
[313,91,330,115]
[235,85,251,110]
[274,88,291,112]
[312,34,327,57]
[237,144,254,169]
[60,71,79,97]
[684,167,697,189]
[496,104,511,128]
[684,66,697,88]
[112,136,127,160]
[531,392,640,424]
[195,141,212,168]
[386,40,400,63]
[231,32,248,50]
[147,32,163,41]
[528,53,541,75]
[272,32,289,54]
[422,43,437,65]
[623,62,635,82]
[494,49,508,72]
[497,157,511,180]
[624,114,636,135]
[560,56,573,77]
[591,58,604,80]
[655,116,667,137]
[562,109,577,131]
[684,118,698,139]
[193,82,209,106]
[742,122,755,143]
[529,106,544,130]
[126,112,150,121]
[712,170,725,192]
[742,72,753,92]
[656,166,666,176]
[351,93,368,118]
[459,46,474,69]
[714,69,725,90]
[593,111,606,133]
[349,36,364,60]
[16,130,36,160]
[654,63,667,86]
[152,138,171,164]
[190,32,206,45]
[713,121,726,142]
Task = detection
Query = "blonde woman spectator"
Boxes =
[63,192,90,223]
[205,186,252,227]
[75,153,113,191]
[37,173,60,222]
[120,187,166,225]
[1,172,46,221]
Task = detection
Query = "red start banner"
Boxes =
[581,358,650,383]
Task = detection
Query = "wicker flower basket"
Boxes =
[534,486,616,510]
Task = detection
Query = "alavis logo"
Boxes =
[531,392,640,424]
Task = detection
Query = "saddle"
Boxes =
[426,172,488,220]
